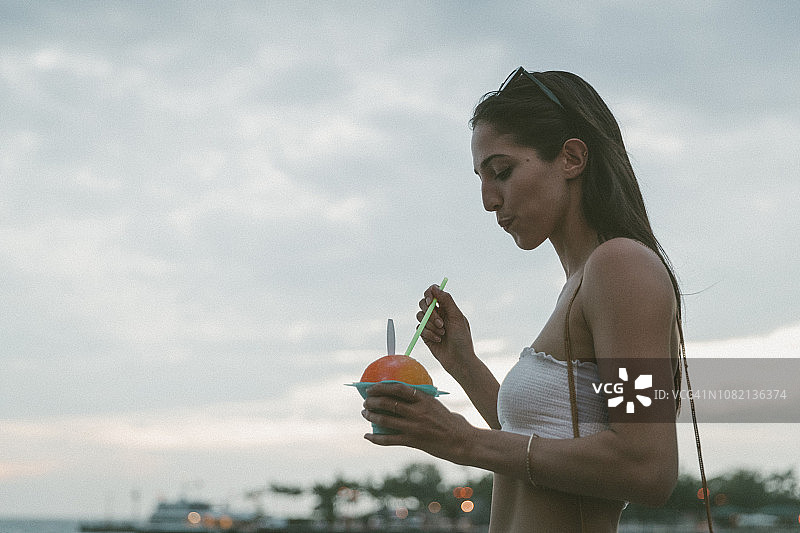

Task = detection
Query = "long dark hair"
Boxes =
[471,70,684,404]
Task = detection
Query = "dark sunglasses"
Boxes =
[499,67,564,110]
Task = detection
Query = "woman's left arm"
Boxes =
[364,239,679,506]
[469,239,680,506]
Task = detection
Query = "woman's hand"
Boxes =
[417,284,502,430]
[362,382,475,464]
[417,285,476,380]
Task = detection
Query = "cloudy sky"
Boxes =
[1,0,799,520]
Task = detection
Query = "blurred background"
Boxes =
[1,1,798,529]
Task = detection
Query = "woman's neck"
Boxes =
[551,230,598,279]
[549,189,599,279]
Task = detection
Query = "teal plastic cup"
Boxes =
[347,380,448,434]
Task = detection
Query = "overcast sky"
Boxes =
[1,0,799,520]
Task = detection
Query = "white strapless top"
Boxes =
[497,347,609,439]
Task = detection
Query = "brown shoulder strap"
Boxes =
[563,277,585,533]
[564,277,713,531]
[564,277,583,439]
[678,319,715,531]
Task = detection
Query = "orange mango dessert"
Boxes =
[360,354,433,385]
[351,355,445,434]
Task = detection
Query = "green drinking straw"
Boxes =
[405,277,448,356]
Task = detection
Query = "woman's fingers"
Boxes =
[362,406,404,431]
[363,396,403,417]
[362,384,474,462]
[364,381,420,403]
[362,384,424,440]
[417,309,445,339]
[363,430,405,446]
[417,288,447,340]
[362,384,424,422]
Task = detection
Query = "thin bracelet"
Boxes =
[526,433,540,487]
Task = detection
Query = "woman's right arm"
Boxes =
[418,285,501,429]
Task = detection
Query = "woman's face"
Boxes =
[471,122,569,250]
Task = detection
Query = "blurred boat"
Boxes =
[80,498,283,532]
[146,499,221,531]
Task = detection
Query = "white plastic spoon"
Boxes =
[387,318,395,355]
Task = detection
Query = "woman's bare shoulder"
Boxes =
[582,241,677,366]
[585,238,670,281]
[582,237,675,312]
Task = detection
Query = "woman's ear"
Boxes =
[561,138,588,179]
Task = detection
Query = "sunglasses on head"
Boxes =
[499,67,565,110]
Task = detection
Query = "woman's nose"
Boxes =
[482,183,502,212]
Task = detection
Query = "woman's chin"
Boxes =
[513,234,544,251]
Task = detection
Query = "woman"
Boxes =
[362,68,683,532]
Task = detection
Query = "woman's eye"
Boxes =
[496,168,511,181]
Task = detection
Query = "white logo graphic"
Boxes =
[593,368,653,413]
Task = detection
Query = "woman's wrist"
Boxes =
[446,353,501,430]
[457,427,530,479]
[450,423,480,466]
[447,349,481,382]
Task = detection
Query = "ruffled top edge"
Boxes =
[521,346,598,368]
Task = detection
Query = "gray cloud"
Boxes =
[1,0,799,518]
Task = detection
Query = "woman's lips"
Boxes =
[498,217,514,231]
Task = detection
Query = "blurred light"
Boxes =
[714,493,728,506]
[187,512,201,524]
[461,500,474,513]
[395,506,409,519]
[697,487,709,500]
[428,501,442,513]
[453,486,474,499]
[337,486,358,502]
[219,515,234,529]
